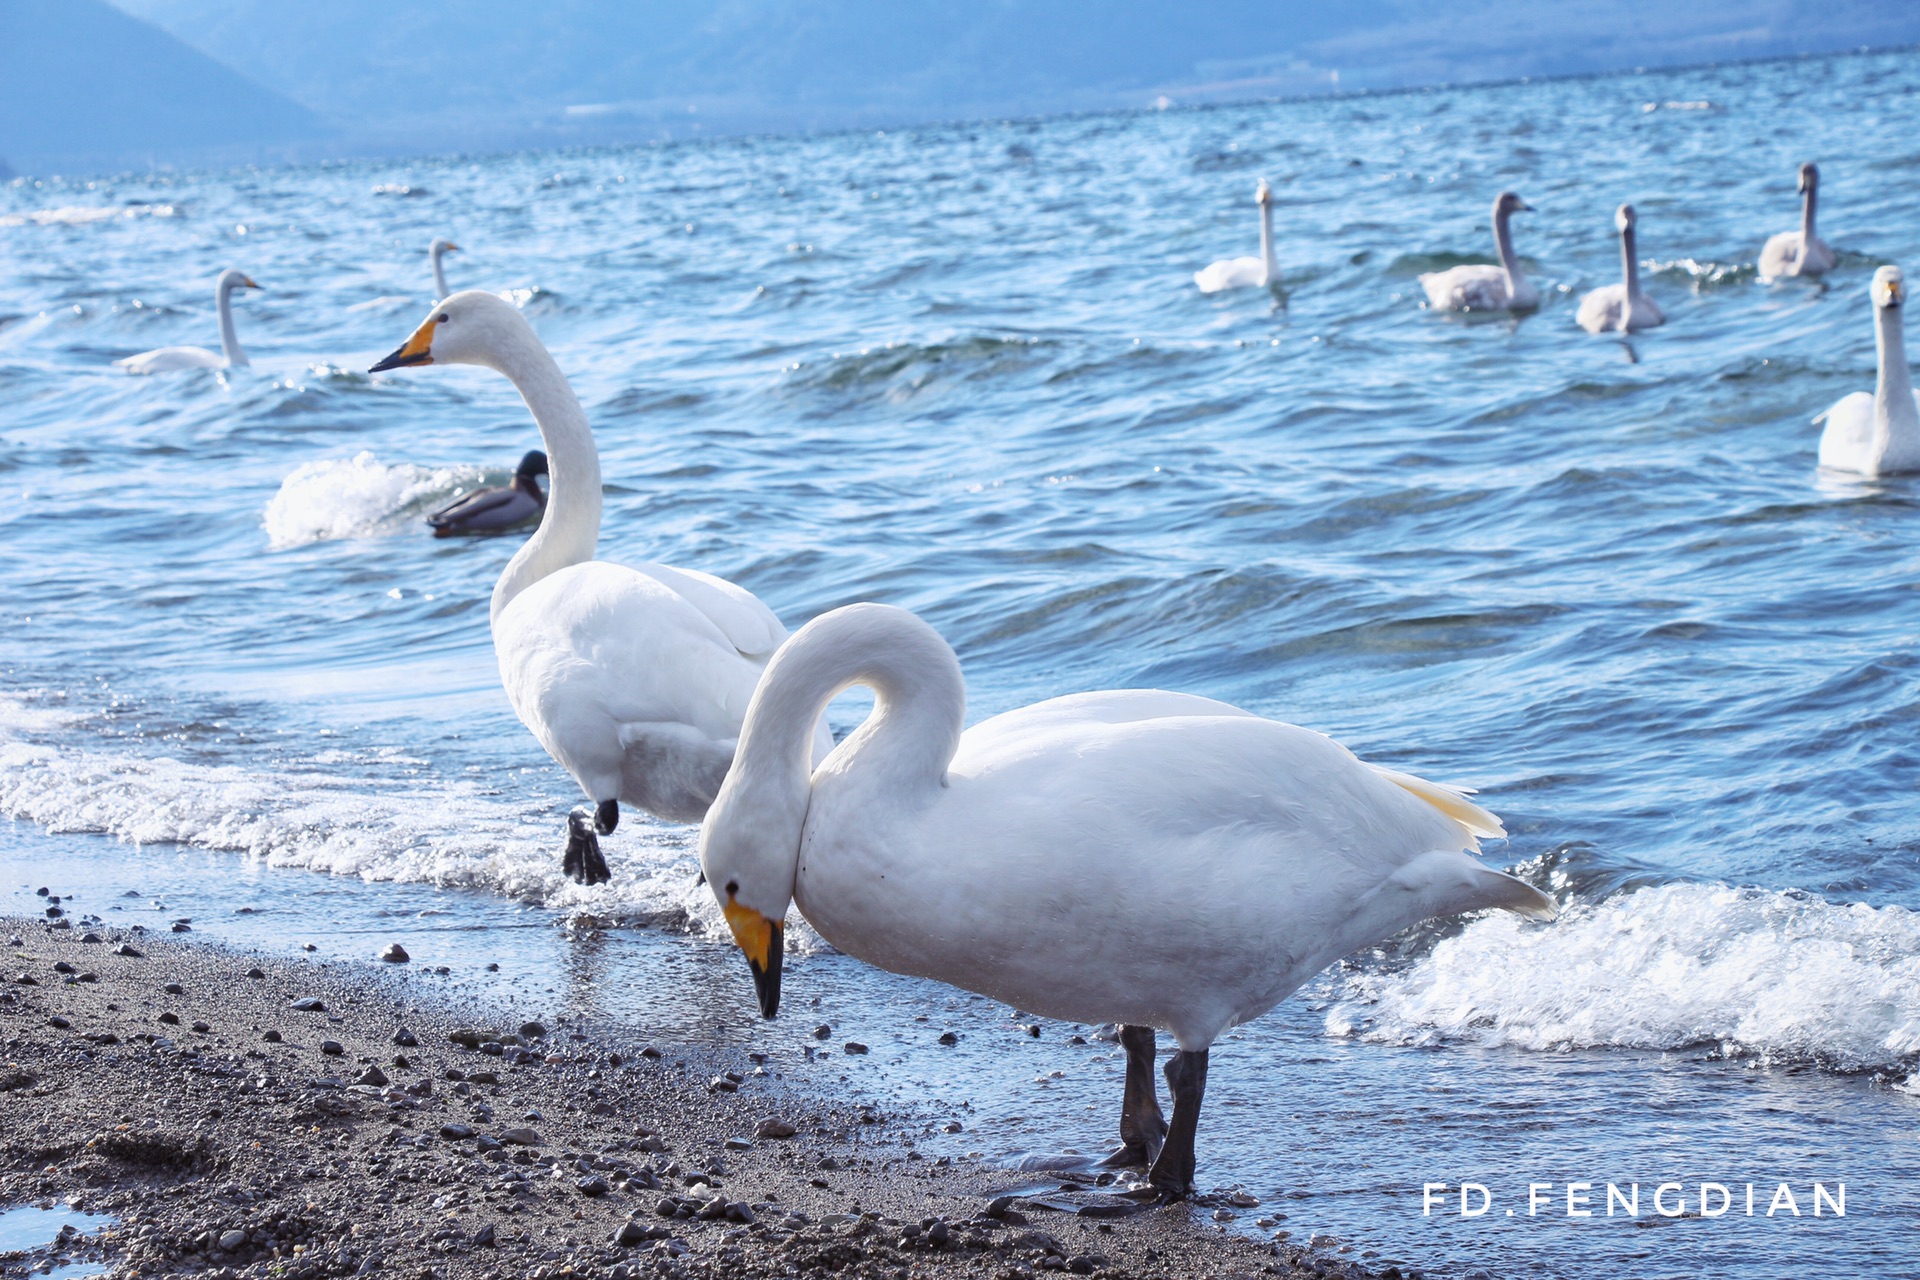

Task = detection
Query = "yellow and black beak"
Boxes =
[370,316,436,373]
[241,276,263,290]
[723,899,783,1019]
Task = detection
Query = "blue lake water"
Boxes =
[4,47,1919,1279]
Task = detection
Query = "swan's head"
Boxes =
[1493,191,1533,219]
[1615,203,1637,232]
[217,269,262,296]
[370,289,528,373]
[430,238,460,257]
[514,449,549,479]
[1873,265,1905,310]
[1798,162,1819,194]
[1255,179,1272,206]
[700,792,803,1020]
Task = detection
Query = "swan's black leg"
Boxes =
[563,807,612,885]
[1146,1047,1209,1199]
[595,798,619,835]
[1101,1025,1167,1167]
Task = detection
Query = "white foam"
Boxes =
[1327,882,1920,1073]
[0,204,176,228]
[262,451,487,549]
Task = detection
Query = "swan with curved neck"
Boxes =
[114,268,261,373]
[1419,191,1537,312]
[701,602,1554,1196]
[1577,203,1665,334]
[371,290,830,882]
[1817,266,1920,476]
[430,238,460,301]
[1193,179,1278,293]
[1760,162,1836,279]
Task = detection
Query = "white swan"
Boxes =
[1577,204,1665,334]
[1760,162,1836,280]
[1193,179,1278,293]
[114,268,260,373]
[699,602,1555,1196]
[430,238,459,301]
[370,290,830,883]
[1419,191,1537,312]
[1817,266,1920,476]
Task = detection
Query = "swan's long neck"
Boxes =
[1492,207,1524,296]
[431,245,451,302]
[488,331,601,626]
[1874,302,1918,447]
[1620,221,1641,302]
[217,282,247,368]
[1257,200,1276,285]
[1800,181,1818,246]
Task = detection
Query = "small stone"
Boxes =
[937,1031,959,1045]
[379,943,409,963]
[640,1043,663,1059]
[518,1020,547,1039]
[47,1014,70,1029]
[171,922,191,933]
[263,1030,283,1043]
[192,1021,210,1033]
[115,944,144,958]
[162,982,184,994]
[1228,1191,1260,1208]
[723,1137,753,1151]
[392,1026,418,1047]
[246,967,265,979]
[53,960,77,974]
[754,1119,797,1140]
[707,1076,738,1093]
[843,1042,868,1055]
[439,1122,476,1140]
[448,1028,487,1049]
[218,1229,246,1251]
[302,943,317,951]
[291,997,326,1012]
[496,1127,542,1146]
[942,1120,963,1133]
[471,1222,496,1249]
[812,1024,831,1040]
[320,1040,345,1056]
[356,1065,390,1087]
[613,1219,649,1246]
[467,1070,500,1085]
[80,932,103,943]
[10,973,37,986]
[158,1012,180,1025]
[1023,1024,1041,1038]
[578,1175,612,1197]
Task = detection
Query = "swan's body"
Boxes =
[371,290,828,881]
[1760,162,1835,280]
[1578,204,1665,334]
[701,603,1553,1194]
[1194,179,1278,293]
[1420,191,1538,312]
[1818,266,1920,476]
[426,449,547,536]
[115,269,259,373]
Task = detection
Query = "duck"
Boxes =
[425,449,547,536]
[115,268,261,373]
[1193,179,1278,293]
[1816,266,1920,476]
[1419,192,1538,312]
[1759,162,1836,280]
[699,602,1555,1197]
[1577,204,1665,334]
[371,290,831,883]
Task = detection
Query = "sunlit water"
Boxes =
[5,48,1920,1279]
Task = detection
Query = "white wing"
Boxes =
[1194,256,1267,293]
[115,345,224,374]
[625,561,790,658]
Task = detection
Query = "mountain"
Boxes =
[0,0,324,174]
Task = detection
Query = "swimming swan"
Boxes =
[1760,162,1836,280]
[699,602,1555,1196]
[1577,204,1665,334]
[115,269,260,373]
[371,290,830,883]
[1193,179,1278,293]
[1817,266,1920,476]
[430,238,459,301]
[1419,192,1537,312]
[426,449,547,536]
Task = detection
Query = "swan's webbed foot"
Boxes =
[1101,1024,1167,1168]
[563,807,612,886]
[1145,1047,1209,1200]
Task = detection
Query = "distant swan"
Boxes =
[114,269,260,373]
[1760,162,1836,280]
[700,601,1555,1197]
[1817,266,1920,476]
[426,449,547,536]
[1577,204,1665,334]
[430,238,459,301]
[371,290,830,883]
[1420,192,1537,312]
[1194,179,1278,293]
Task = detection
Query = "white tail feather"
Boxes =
[1369,765,1506,842]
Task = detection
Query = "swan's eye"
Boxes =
[725,879,739,898]
[436,313,450,324]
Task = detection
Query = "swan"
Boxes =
[370,290,830,883]
[1577,204,1665,334]
[1193,179,1278,293]
[426,449,547,536]
[1816,266,1920,476]
[430,238,460,301]
[1759,162,1836,280]
[114,269,260,373]
[1419,191,1537,312]
[699,602,1555,1196]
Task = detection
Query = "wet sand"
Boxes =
[0,915,1411,1280]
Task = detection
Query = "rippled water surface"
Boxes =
[5,50,1920,1279]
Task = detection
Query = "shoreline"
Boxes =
[0,914,1402,1280]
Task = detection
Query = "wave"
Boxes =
[0,204,177,228]
[262,451,489,549]
[1327,881,1920,1076]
